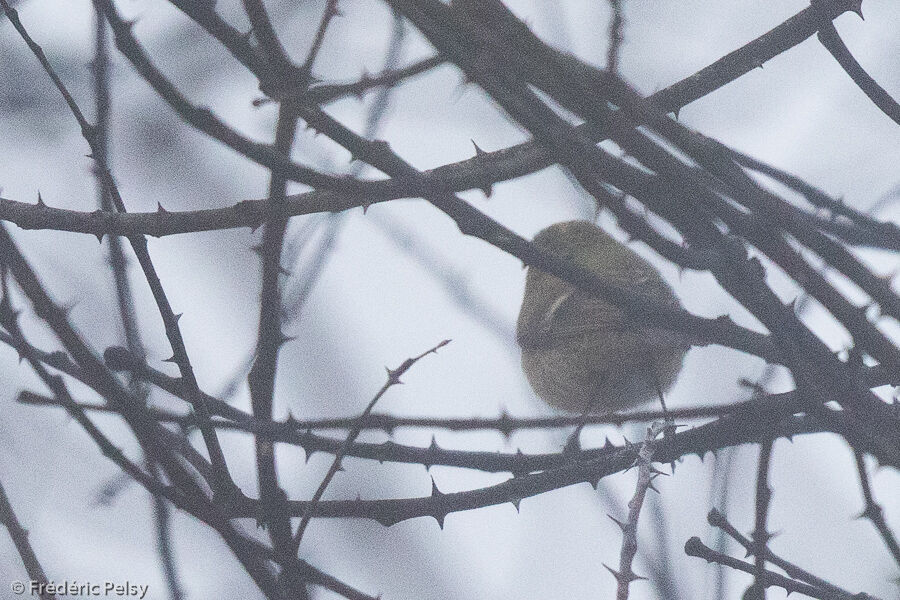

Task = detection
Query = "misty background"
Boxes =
[0,0,898,598]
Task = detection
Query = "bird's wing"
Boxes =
[533,288,623,342]
[538,267,677,342]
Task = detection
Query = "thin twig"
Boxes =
[298,0,340,84]
[248,101,301,566]
[290,340,450,551]
[606,0,624,74]
[282,11,407,325]
[605,422,665,599]
[708,450,735,600]
[817,22,900,126]
[707,508,860,597]
[368,211,514,343]
[299,55,443,105]
[0,479,56,600]
[243,0,293,70]
[685,537,869,600]
[751,441,774,599]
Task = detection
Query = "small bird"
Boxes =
[516,220,687,413]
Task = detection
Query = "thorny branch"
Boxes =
[685,536,878,600]
[605,422,666,599]
[0,479,56,600]
[0,0,239,500]
[707,509,865,599]
[291,339,450,550]
[0,0,897,598]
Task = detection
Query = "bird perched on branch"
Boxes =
[516,220,687,413]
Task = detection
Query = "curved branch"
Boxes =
[817,23,900,126]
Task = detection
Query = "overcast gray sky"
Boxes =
[0,1,898,599]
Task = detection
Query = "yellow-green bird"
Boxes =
[516,220,688,413]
